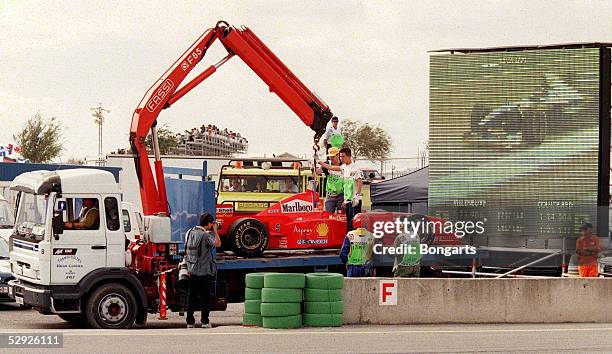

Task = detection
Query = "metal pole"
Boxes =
[442,270,554,279]
[151,126,161,161]
[561,236,567,274]
[494,251,562,278]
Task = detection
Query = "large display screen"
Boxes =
[429,47,609,246]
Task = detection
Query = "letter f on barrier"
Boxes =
[382,283,393,303]
[380,280,398,305]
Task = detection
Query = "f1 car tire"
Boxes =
[406,214,435,245]
[245,272,276,289]
[85,283,137,329]
[230,219,269,257]
[243,313,262,327]
[260,302,302,317]
[262,315,303,329]
[303,288,342,302]
[261,288,303,303]
[305,273,344,289]
[304,301,343,314]
[244,287,262,301]
[264,273,305,289]
[303,313,343,327]
[244,300,262,314]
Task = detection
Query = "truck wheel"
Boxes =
[85,283,137,329]
[57,313,89,327]
[230,219,268,257]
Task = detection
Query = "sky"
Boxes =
[2,0,612,166]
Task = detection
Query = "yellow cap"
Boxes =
[327,147,340,157]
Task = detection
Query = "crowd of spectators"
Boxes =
[111,123,248,156]
[177,124,248,145]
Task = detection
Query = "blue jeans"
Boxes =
[324,194,344,213]
[347,263,375,277]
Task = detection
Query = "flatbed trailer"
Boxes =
[214,250,344,302]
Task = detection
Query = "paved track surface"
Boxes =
[1,302,611,353]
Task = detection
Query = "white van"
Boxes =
[0,195,14,244]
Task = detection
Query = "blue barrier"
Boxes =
[164,162,215,244]
[0,162,121,182]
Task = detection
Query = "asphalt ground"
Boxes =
[1,302,611,353]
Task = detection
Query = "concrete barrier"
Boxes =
[342,278,612,324]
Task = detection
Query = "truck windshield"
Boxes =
[0,200,14,229]
[15,193,47,238]
[220,175,301,193]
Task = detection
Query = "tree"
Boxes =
[14,113,63,163]
[145,124,179,155]
[340,120,392,162]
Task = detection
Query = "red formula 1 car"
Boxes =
[352,212,462,246]
[217,190,347,257]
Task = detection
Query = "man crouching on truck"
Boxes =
[185,213,221,328]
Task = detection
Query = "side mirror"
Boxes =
[55,199,67,212]
[52,212,64,239]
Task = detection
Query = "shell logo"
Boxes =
[316,223,329,238]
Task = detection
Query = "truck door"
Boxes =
[51,195,106,284]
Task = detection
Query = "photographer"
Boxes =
[184,213,221,328]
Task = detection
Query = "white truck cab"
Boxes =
[8,169,148,328]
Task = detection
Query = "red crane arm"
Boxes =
[129,21,333,216]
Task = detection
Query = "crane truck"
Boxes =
[7,21,340,329]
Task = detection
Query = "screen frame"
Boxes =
[597,47,610,238]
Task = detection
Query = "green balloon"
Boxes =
[330,134,344,148]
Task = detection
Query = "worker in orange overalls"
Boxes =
[575,222,601,278]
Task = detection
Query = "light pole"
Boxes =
[91,103,110,166]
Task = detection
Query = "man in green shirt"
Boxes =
[318,147,363,230]
[321,147,344,213]
[393,231,422,278]
[339,227,375,277]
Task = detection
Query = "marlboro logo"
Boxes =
[281,199,314,213]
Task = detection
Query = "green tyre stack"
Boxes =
[261,273,305,329]
[303,273,344,327]
[242,273,274,326]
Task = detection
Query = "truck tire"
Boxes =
[230,219,269,257]
[57,313,90,327]
[305,273,343,289]
[263,273,305,289]
[407,214,435,245]
[85,283,138,329]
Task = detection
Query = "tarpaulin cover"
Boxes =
[370,166,428,213]
[165,177,216,243]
